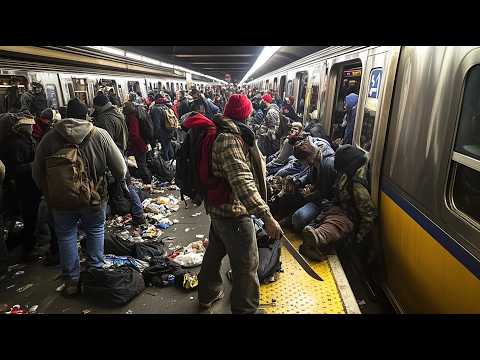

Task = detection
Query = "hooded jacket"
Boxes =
[92,102,129,153]
[265,103,280,130]
[32,118,127,201]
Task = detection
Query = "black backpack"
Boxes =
[104,232,135,257]
[80,265,145,305]
[256,226,282,283]
[227,218,282,284]
[147,156,175,183]
[174,126,208,205]
[107,179,132,216]
[136,104,154,144]
[142,258,186,287]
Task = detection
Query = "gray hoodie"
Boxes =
[32,118,127,200]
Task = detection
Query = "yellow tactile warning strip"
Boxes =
[259,230,352,314]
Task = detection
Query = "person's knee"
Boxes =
[291,210,307,232]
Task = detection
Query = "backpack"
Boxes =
[147,155,175,183]
[107,179,132,216]
[174,113,231,206]
[136,104,154,143]
[104,232,135,257]
[162,106,179,130]
[80,265,145,305]
[45,128,103,210]
[142,258,186,287]
[227,217,282,284]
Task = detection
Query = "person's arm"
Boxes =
[352,182,377,243]
[127,115,145,150]
[100,130,127,180]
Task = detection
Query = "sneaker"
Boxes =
[62,279,80,297]
[199,289,225,309]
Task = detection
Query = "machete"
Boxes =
[281,234,323,281]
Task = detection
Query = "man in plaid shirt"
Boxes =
[198,94,283,314]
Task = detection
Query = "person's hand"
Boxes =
[301,184,314,197]
[264,215,283,241]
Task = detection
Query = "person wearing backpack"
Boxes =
[195,94,283,314]
[123,101,152,184]
[0,160,8,280]
[150,94,176,161]
[92,93,128,154]
[32,98,127,296]
[0,112,42,263]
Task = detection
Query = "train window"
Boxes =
[72,78,89,104]
[360,68,383,151]
[273,77,278,91]
[0,75,28,113]
[330,62,362,143]
[306,84,319,122]
[295,71,308,117]
[449,65,480,225]
[279,75,286,99]
[286,80,293,97]
[45,84,59,109]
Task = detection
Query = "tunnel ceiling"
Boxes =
[117,46,326,83]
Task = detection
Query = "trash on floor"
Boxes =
[16,283,34,293]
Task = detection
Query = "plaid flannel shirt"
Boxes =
[205,118,271,219]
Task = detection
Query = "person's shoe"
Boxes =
[61,279,80,297]
[302,226,319,249]
[199,290,225,309]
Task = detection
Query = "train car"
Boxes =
[0,46,217,113]
[247,46,480,313]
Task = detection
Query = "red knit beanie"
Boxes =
[262,94,273,104]
[223,94,253,122]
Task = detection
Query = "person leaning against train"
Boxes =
[198,94,283,314]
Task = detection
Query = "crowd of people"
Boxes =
[0,80,376,314]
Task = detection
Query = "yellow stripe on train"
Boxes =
[380,191,480,313]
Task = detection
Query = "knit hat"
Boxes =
[334,145,366,178]
[223,94,253,122]
[67,98,88,119]
[262,94,273,104]
[40,108,54,121]
[93,92,110,107]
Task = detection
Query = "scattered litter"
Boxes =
[195,234,205,239]
[56,283,66,292]
[126,310,133,314]
[144,291,158,296]
[172,219,179,224]
[13,271,25,277]
[62,307,72,313]
[0,304,10,313]
[172,252,204,268]
[5,305,29,315]
[16,283,34,293]
[358,299,366,306]
[6,284,15,290]
[81,309,92,315]
[7,264,25,272]
[29,305,39,314]
[189,296,194,300]
[184,228,191,232]
[191,212,202,217]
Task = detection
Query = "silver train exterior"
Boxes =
[247,46,480,313]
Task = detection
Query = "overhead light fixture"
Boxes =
[87,46,227,84]
[238,46,281,86]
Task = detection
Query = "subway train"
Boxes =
[0,46,220,114]
[247,46,480,313]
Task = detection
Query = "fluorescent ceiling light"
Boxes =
[238,46,281,86]
[87,46,227,84]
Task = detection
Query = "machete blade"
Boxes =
[281,234,323,281]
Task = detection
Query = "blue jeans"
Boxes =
[52,204,107,281]
[291,202,322,232]
[128,185,144,220]
[275,157,306,177]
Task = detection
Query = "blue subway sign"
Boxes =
[368,68,383,99]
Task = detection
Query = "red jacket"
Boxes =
[126,113,147,156]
